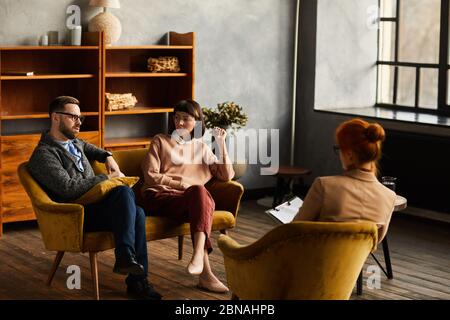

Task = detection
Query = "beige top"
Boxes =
[141,134,234,193]
[294,169,396,242]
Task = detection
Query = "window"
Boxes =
[377,0,450,114]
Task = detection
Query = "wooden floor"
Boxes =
[0,199,449,300]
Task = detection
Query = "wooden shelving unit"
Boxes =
[0,112,99,120]
[0,74,96,80]
[105,72,188,78]
[0,31,195,235]
[0,32,103,235]
[104,136,153,149]
[105,106,174,116]
[102,31,195,151]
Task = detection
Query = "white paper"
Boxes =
[266,196,303,224]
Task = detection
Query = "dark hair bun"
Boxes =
[365,123,385,143]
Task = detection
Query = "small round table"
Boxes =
[380,195,407,278]
[270,166,311,208]
[357,194,407,295]
[394,195,407,211]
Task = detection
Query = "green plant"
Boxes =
[202,101,248,130]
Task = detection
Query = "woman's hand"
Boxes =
[212,127,227,142]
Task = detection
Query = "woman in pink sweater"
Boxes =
[141,100,234,293]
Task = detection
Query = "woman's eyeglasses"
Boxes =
[333,145,341,155]
[55,112,85,124]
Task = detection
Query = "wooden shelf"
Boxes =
[104,136,152,148]
[0,111,99,120]
[0,74,96,80]
[0,31,103,236]
[106,72,188,78]
[106,45,193,50]
[105,106,173,116]
[0,46,99,50]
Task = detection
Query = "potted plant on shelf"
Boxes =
[202,102,248,180]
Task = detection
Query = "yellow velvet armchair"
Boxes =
[18,162,115,300]
[92,148,244,260]
[218,221,378,300]
[18,148,243,300]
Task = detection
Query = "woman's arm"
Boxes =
[141,137,186,190]
[206,130,234,181]
[293,177,323,221]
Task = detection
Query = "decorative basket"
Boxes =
[147,56,180,73]
[105,93,137,111]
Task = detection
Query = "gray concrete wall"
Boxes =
[314,0,378,110]
[295,0,378,182]
[0,0,296,190]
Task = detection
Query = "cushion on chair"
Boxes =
[72,176,140,205]
[145,211,235,241]
[91,148,243,243]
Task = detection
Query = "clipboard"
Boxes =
[265,196,303,224]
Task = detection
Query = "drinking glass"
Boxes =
[381,176,397,192]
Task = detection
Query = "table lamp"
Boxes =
[88,0,121,45]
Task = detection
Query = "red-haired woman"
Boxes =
[141,100,234,293]
[294,118,396,242]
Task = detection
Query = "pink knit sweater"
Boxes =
[141,134,235,193]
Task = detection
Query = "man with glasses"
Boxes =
[27,96,161,300]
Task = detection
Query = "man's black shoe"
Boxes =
[127,279,162,300]
[113,256,145,275]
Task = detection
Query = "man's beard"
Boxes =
[59,122,77,140]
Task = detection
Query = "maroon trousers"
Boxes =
[143,185,215,252]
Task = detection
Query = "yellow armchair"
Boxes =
[218,221,378,300]
[17,148,244,300]
[92,148,244,259]
[17,163,115,300]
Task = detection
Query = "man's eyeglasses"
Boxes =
[55,112,85,124]
[333,144,341,155]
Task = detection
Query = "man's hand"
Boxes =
[105,156,120,174]
[105,156,125,178]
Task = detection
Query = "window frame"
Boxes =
[376,0,450,116]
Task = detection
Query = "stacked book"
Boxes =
[105,93,137,111]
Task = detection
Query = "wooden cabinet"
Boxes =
[0,32,103,235]
[102,31,195,151]
[0,31,195,236]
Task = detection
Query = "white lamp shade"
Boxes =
[89,0,120,8]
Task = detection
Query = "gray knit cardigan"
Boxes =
[27,131,110,202]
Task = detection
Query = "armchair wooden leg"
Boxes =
[47,251,65,286]
[220,229,227,235]
[89,252,100,300]
[178,236,184,260]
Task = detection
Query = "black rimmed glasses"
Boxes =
[333,144,341,155]
[55,112,85,124]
